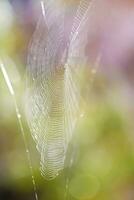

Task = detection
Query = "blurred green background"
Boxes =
[1,0,134,200]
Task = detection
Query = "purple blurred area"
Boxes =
[84,0,134,80]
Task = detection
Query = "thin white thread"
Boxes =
[0,62,14,96]
[0,60,39,200]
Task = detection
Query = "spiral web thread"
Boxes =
[26,0,97,180]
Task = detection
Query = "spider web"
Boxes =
[26,0,96,180]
